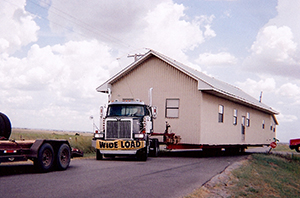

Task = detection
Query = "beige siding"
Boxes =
[200,93,276,145]
[110,56,202,144]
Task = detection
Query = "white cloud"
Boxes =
[48,0,160,45]
[235,78,276,98]
[276,83,300,98]
[196,52,237,66]
[243,0,300,79]
[139,2,216,66]
[0,0,40,54]
[47,0,215,66]
[144,1,217,68]
[0,40,116,131]
[250,26,297,63]
[277,113,298,123]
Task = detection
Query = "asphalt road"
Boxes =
[0,152,247,198]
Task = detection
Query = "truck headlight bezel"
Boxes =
[94,133,104,139]
[134,133,145,139]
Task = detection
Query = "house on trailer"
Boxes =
[96,50,278,148]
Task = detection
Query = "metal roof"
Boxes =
[96,50,278,115]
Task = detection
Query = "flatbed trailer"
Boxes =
[0,112,71,172]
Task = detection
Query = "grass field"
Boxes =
[273,143,297,153]
[10,128,95,155]
[230,153,300,197]
[187,144,300,198]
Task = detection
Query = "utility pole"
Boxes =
[127,53,144,61]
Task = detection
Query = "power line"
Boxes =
[26,0,134,50]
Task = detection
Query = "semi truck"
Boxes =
[0,112,71,172]
[92,100,159,161]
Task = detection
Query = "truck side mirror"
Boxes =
[151,106,157,119]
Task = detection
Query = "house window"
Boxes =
[233,109,238,125]
[246,112,250,127]
[218,105,224,123]
[270,123,273,131]
[166,99,179,118]
[262,120,265,129]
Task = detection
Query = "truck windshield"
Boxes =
[107,105,146,117]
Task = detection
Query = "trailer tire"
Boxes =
[96,149,103,160]
[0,112,11,140]
[56,143,71,170]
[35,143,54,172]
[296,145,300,153]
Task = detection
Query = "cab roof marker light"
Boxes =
[4,150,17,153]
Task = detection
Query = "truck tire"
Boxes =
[96,149,103,160]
[0,112,11,140]
[150,139,159,157]
[35,143,55,172]
[136,148,148,161]
[56,143,71,170]
[296,145,300,153]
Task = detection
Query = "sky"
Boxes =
[0,0,299,142]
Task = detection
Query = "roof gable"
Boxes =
[96,50,278,115]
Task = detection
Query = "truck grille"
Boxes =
[106,119,132,139]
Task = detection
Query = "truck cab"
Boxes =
[92,101,158,161]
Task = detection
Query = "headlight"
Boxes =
[94,133,104,139]
[134,133,144,139]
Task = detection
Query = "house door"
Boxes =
[241,116,245,141]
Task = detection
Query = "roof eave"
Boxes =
[201,89,279,115]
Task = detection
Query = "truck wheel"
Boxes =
[296,145,300,153]
[137,148,148,161]
[0,112,11,140]
[35,143,54,172]
[56,143,71,170]
[96,149,103,160]
[150,139,159,157]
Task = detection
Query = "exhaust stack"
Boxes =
[148,88,153,107]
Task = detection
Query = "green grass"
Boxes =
[230,154,300,198]
[10,128,95,155]
[273,143,297,153]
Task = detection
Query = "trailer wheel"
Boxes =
[96,149,103,160]
[56,143,71,170]
[0,112,11,140]
[296,145,300,153]
[35,143,54,172]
